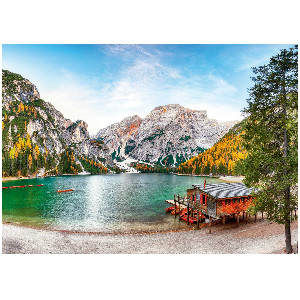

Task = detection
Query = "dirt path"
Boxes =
[2,218,298,254]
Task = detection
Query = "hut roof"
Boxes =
[192,182,255,200]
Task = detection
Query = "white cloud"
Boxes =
[43,71,107,134]
[42,46,244,135]
[44,66,243,134]
[102,44,154,60]
[189,102,243,122]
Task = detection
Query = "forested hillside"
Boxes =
[2,70,111,177]
[178,120,247,175]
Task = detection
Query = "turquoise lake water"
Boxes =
[2,173,223,233]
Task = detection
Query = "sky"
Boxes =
[2,44,292,135]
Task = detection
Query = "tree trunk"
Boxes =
[282,72,292,254]
[285,220,292,253]
[285,186,292,253]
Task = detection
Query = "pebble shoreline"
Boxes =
[2,219,298,254]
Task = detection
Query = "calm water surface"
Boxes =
[2,174,223,232]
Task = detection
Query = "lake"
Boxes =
[2,173,223,233]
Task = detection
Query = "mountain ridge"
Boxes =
[95,103,238,166]
[2,69,113,177]
[2,69,239,176]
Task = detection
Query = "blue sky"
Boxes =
[2,44,292,134]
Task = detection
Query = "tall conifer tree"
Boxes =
[243,46,298,253]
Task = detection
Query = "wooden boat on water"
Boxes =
[2,187,8,189]
[165,205,178,213]
[36,184,44,187]
[171,209,180,215]
[179,208,201,224]
[18,185,26,188]
[180,215,188,222]
[57,189,74,193]
[179,214,198,224]
[9,186,18,189]
[27,185,33,187]
[188,217,198,224]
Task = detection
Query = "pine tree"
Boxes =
[243,46,298,254]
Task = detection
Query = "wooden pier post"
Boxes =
[187,202,190,225]
[222,215,225,230]
[174,197,177,218]
[261,211,264,219]
[209,216,212,234]
[255,214,257,222]
[237,214,239,227]
[245,212,248,224]
[197,209,200,229]
[243,212,245,220]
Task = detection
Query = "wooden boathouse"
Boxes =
[166,182,256,232]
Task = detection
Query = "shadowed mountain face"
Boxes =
[95,104,237,166]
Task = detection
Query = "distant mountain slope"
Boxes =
[95,104,237,166]
[2,70,112,177]
[96,115,142,161]
[178,120,247,175]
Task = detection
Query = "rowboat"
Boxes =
[165,205,178,213]
[9,186,17,189]
[180,215,188,222]
[2,187,8,189]
[189,217,198,224]
[27,185,33,187]
[18,185,26,188]
[171,209,180,215]
[36,184,44,187]
[57,189,74,193]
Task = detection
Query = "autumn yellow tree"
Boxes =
[34,144,40,160]
[28,154,33,169]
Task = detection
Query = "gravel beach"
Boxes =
[2,218,298,254]
[219,176,245,183]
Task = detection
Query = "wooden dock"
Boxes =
[165,199,187,208]
[165,195,207,229]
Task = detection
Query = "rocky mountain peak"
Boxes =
[96,115,142,139]
[96,104,237,166]
[95,115,142,159]
[2,70,40,109]
[2,69,114,175]
[146,104,208,125]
